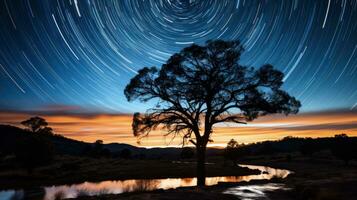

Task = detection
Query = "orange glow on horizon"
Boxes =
[1,110,356,147]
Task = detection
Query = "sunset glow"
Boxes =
[1,110,356,147]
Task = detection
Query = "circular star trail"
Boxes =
[0,0,356,113]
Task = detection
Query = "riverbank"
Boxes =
[68,186,237,200]
[64,154,357,200]
[67,179,283,200]
[0,155,259,190]
[242,154,357,200]
[3,153,357,199]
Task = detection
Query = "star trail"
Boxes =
[0,0,357,114]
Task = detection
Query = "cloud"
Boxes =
[0,108,356,147]
[272,123,357,131]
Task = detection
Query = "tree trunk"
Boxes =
[196,145,206,186]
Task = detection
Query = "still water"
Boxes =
[0,164,291,200]
[224,183,291,199]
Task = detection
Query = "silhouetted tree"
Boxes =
[94,139,104,150]
[38,127,54,135]
[224,139,250,166]
[181,147,195,159]
[89,140,111,158]
[334,133,348,138]
[224,139,240,166]
[21,116,51,133]
[124,40,301,186]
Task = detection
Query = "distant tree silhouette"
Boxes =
[89,140,110,158]
[94,139,104,149]
[21,116,52,134]
[224,139,239,166]
[124,40,301,186]
[181,147,195,159]
[38,126,54,135]
[334,133,348,138]
[224,139,250,166]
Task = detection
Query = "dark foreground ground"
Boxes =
[65,154,357,200]
[257,156,357,200]
[1,153,357,199]
[0,155,258,190]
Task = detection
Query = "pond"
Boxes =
[0,164,292,200]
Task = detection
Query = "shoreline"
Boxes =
[4,155,357,200]
[0,156,260,190]
[62,178,288,200]
[66,157,357,200]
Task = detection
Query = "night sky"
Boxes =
[1,0,357,114]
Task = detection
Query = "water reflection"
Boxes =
[0,190,24,200]
[223,183,291,199]
[0,164,291,200]
[238,164,292,179]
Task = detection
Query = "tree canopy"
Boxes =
[21,116,52,133]
[125,40,300,146]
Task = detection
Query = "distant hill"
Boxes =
[234,135,357,157]
[4,124,356,162]
[0,124,90,155]
[0,124,223,159]
[0,124,148,156]
[104,143,222,159]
